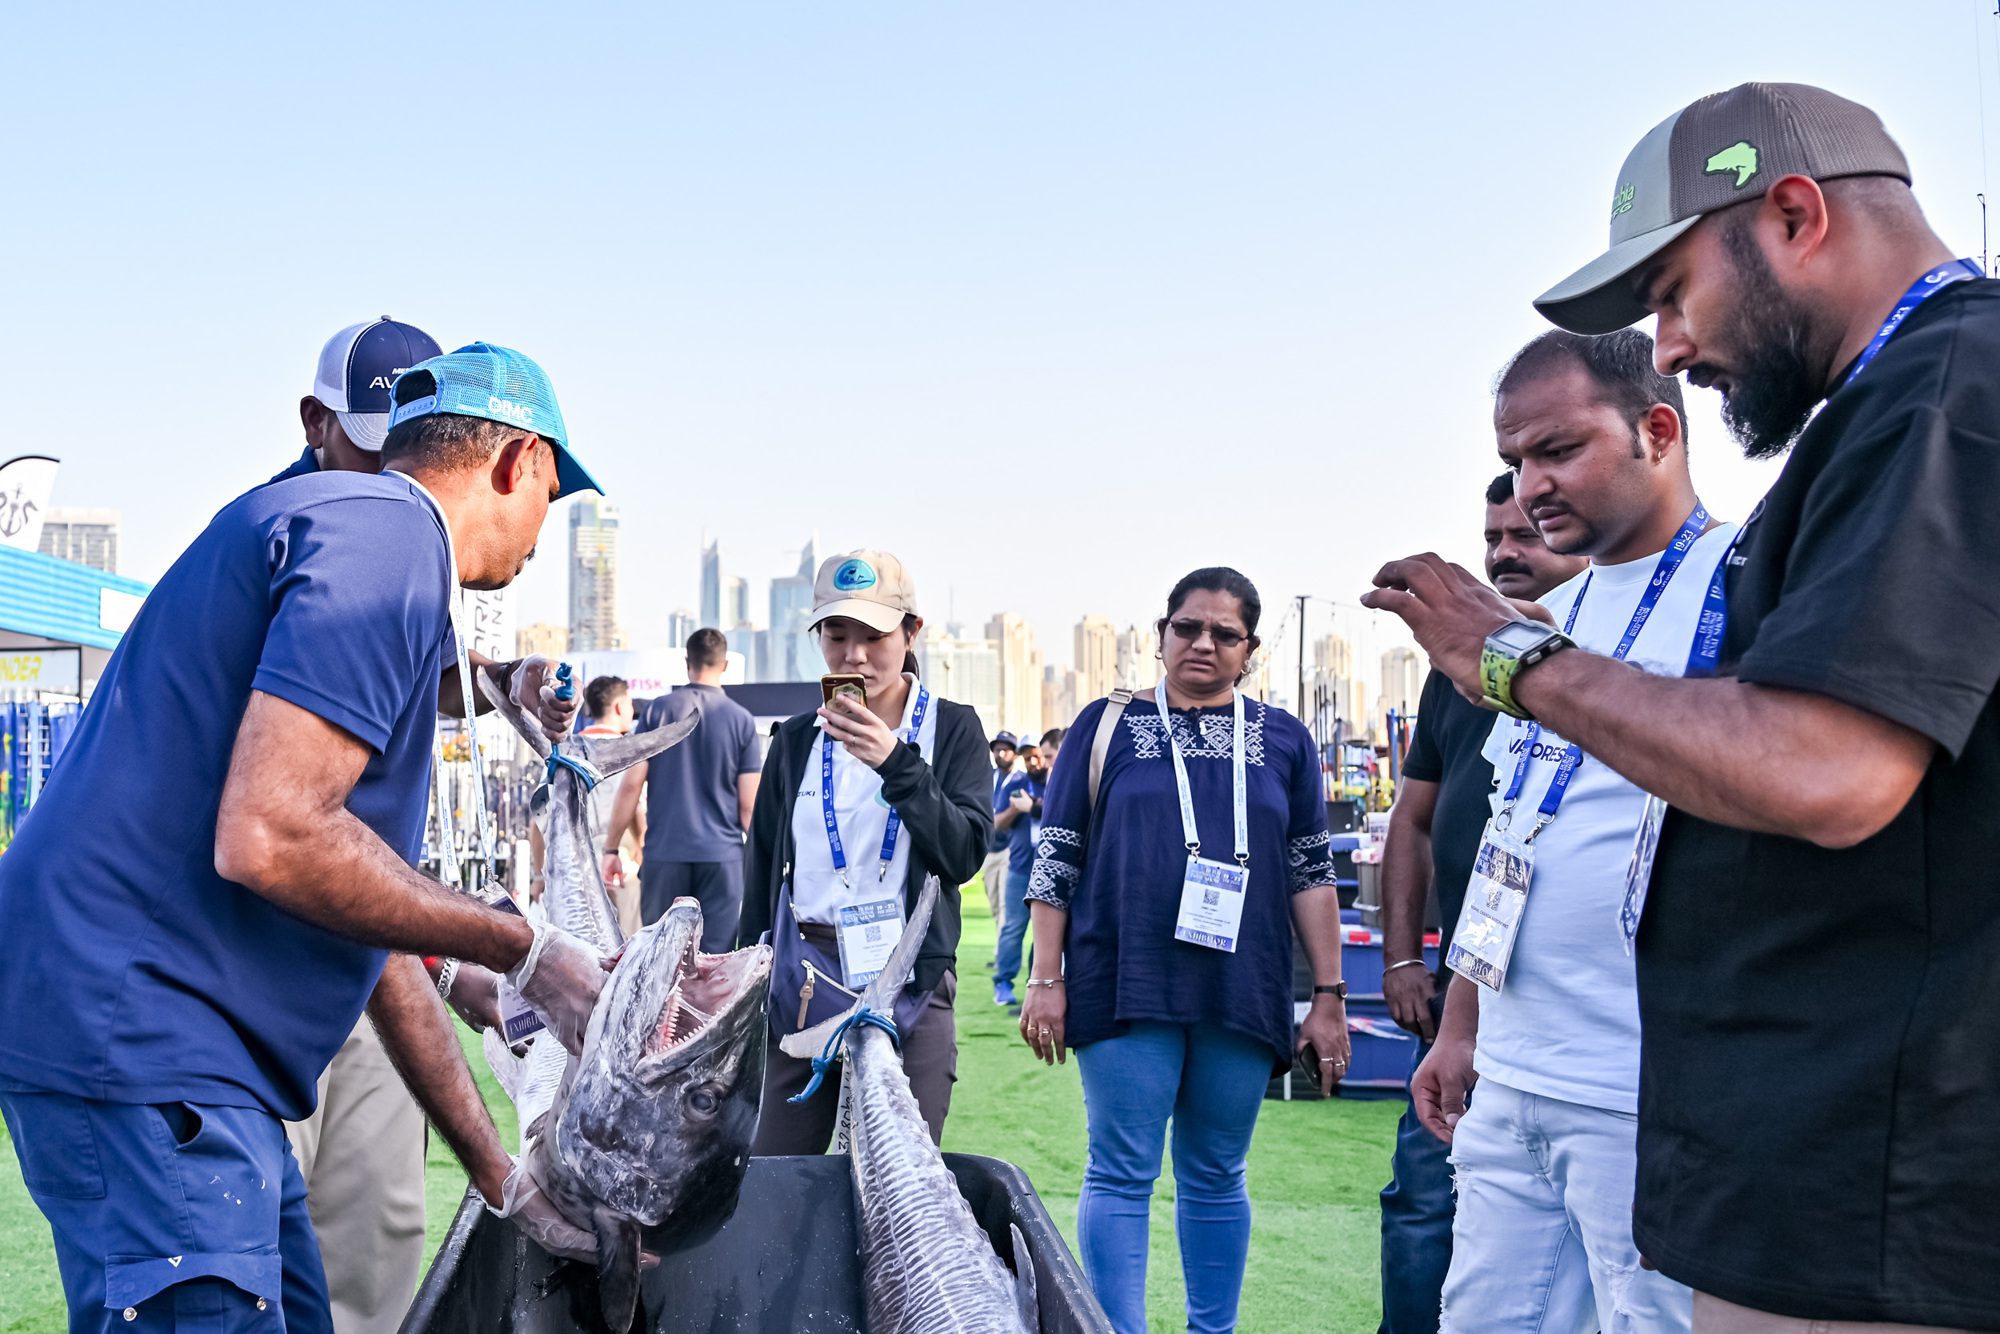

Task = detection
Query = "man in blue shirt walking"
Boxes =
[991,736,1048,1008]
[0,343,610,1332]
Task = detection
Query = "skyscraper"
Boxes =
[986,613,1043,738]
[516,622,569,661]
[699,539,723,629]
[35,507,119,574]
[1074,614,1117,704]
[665,609,696,649]
[567,497,622,652]
[919,626,1003,738]
[767,534,820,682]
[1380,646,1424,715]
[1115,623,1159,690]
[724,577,750,631]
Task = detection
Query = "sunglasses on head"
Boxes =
[1167,617,1248,649]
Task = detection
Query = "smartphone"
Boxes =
[820,673,867,708]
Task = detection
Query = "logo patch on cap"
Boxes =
[832,559,878,592]
[1609,183,1636,220]
[1704,141,1759,189]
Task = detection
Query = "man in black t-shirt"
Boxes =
[1376,470,1584,1334]
[1368,83,2000,1332]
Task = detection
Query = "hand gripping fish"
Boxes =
[480,670,774,1333]
[782,877,1039,1334]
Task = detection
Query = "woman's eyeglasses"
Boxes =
[1167,618,1248,649]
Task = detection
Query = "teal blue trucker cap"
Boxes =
[387,342,602,498]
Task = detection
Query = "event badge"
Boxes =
[1617,794,1667,955]
[1174,856,1249,953]
[836,896,907,989]
[481,888,549,1044]
[1446,820,1535,992]
[1155,680,1251,955]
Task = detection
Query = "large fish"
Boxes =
[781,877,1039,1334]
[479,671,774,1333]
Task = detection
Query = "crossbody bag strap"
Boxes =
[1088,688,1133,810]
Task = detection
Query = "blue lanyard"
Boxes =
[1681,261,1978,681]
[821,685,931,884]
[1503,504,1710,831]
[1843,259,1982,390]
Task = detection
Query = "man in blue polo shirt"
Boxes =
[0,343,608,1333]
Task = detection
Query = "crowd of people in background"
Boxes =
[2,77,1997,1334]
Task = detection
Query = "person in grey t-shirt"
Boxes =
[602,628,761,950]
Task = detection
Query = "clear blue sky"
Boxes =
[8,1,1998,665]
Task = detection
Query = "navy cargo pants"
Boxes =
[1,1087,331,1332]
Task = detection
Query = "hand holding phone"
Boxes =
[820,674,867,708]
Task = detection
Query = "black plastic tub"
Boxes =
[400,1153,1113,1333]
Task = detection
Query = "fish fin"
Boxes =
[1010,1222,1040,1330]
[779,876,940,1061]
[475,666,553,761]
[573,703,703,779]
[592,1205,644,1334]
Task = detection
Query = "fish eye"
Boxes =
[686,1086,720,1117]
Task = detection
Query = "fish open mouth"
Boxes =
[649,937,769,1056]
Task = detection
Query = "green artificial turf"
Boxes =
[0,883,1400,1331]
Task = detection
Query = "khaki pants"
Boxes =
[286,1018,427,1334]
[978,849,1010,933]
[751,973,957,1154]
[1694,1292,1978,1334]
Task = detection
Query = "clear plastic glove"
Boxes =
[492,1155,596,1263]
[504,918,606,1057]
[439,960,504,1033]
[509,655,580,743]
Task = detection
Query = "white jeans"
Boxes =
[1441,1079,1691,1334]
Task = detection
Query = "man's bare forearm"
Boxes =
[1435,971,1481,1045]
[1509,649,1929,847]
[368,954,513,1204]
[223,795,532,971]
[1380,787,1436,968]
[604,767,644,853]
[437,651,510,720]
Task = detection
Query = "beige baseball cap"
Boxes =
[809,549,918,634]
[1535,83,1912,335]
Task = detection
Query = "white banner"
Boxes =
[0,648,81,695]
[465,587,515,664]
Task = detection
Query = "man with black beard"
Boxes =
[1366,83,2000,1333]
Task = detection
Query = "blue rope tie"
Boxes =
[546,750,601,792]
[787,1007,901,1104]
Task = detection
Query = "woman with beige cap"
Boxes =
[736,548,994,1150]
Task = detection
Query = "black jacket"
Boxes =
[737,698,992,993]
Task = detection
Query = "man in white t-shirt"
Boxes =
[1419,329,1730,1334]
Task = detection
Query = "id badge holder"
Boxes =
[482,890,549,1045]
[836,896,907,989]
[1446,816,1537,992]
[1617,795,1668,956]
[1173,855,1249,953]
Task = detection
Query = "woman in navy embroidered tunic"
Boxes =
[1019,567,1347,1334]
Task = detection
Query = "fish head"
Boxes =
[555,897,773,1249]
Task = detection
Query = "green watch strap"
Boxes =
[1481,643,1533,719]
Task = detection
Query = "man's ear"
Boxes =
[300,396,330,447]
[1639,403,1685,466]
[491,433,543,494]
[1761,174,1831,268]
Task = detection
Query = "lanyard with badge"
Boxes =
[823,685,931,987]
[1158,680,1251,954]
[1448,503,1709,992]
[1613,259,1986,953]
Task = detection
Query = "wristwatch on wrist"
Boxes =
[1313,982,1348,1002]
[1480,621,1577,720]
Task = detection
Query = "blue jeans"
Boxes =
[1378,1032,1455,1333]
[1075,1021,1272,1334]
[992,865,1032,991]
[1,1087,331,1333]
